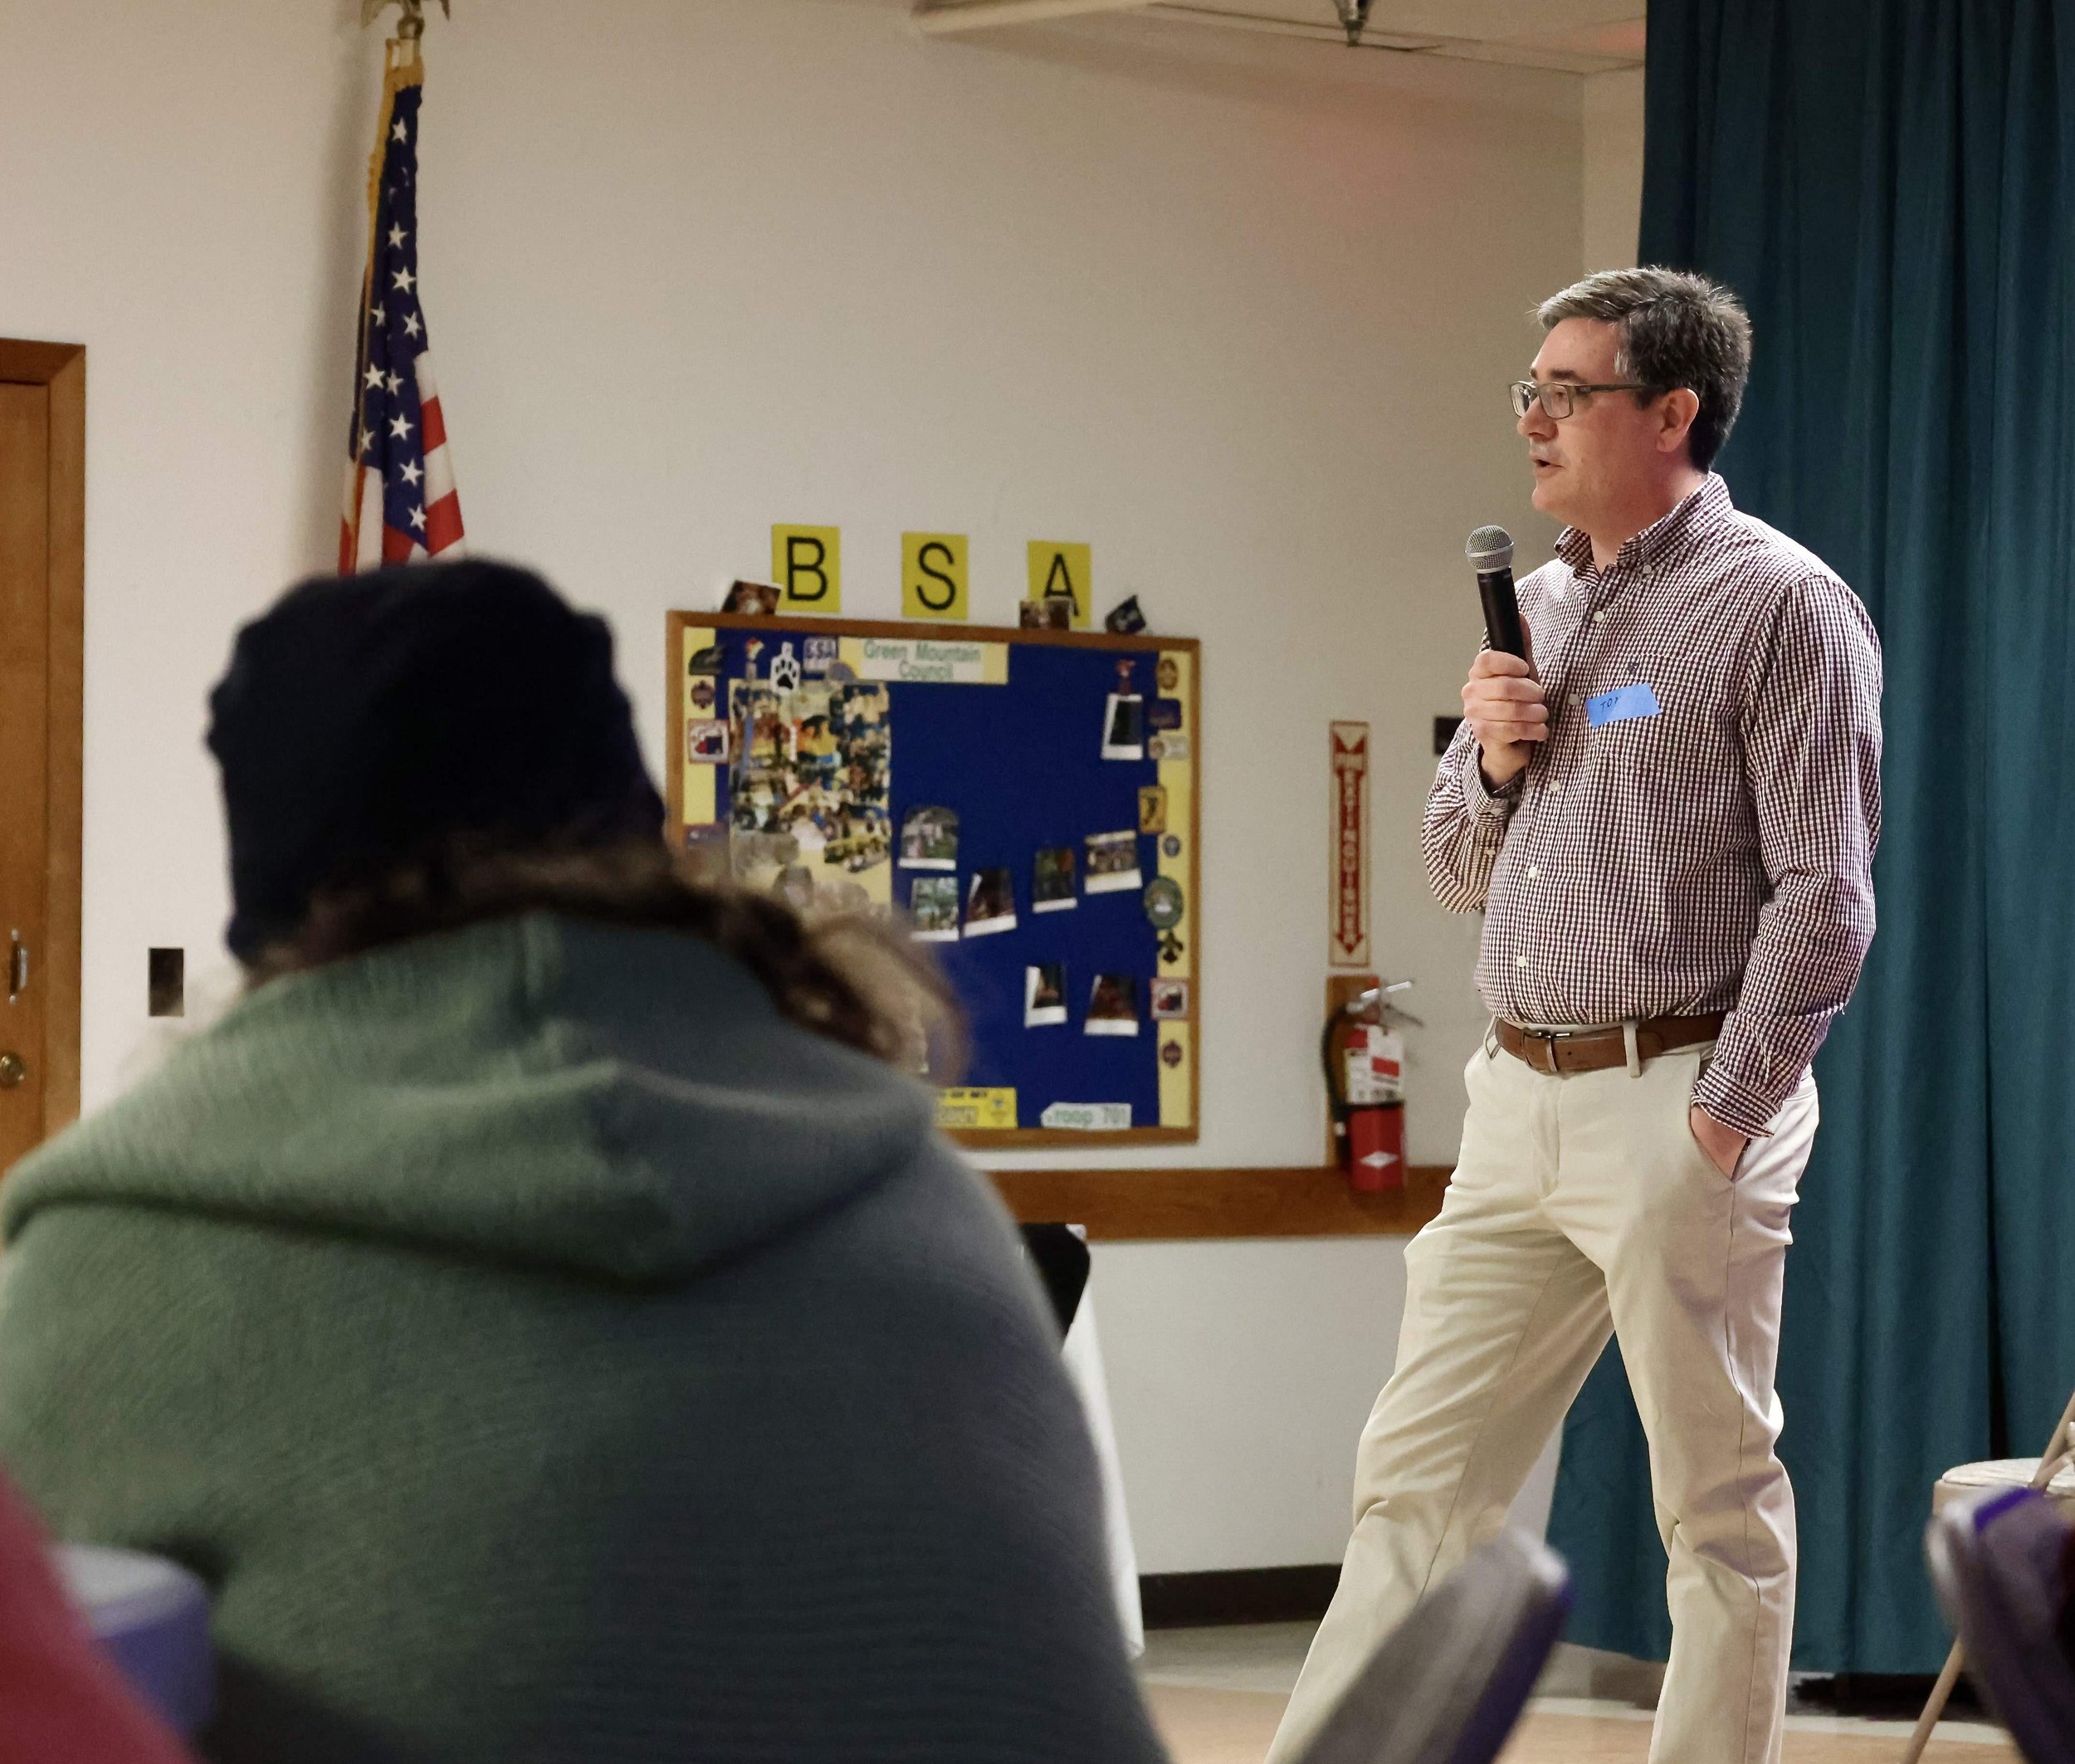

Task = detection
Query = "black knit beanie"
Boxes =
[208,559,664,962]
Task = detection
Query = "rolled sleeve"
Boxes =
[1693,573,1883,1135]
[1422,721,1521,913]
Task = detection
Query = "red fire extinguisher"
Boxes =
[1323,981,1420,1192]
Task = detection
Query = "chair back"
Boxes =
[55,1544,215,1737]
[1926,1487,2075,1764]
[1019,1223,1091,1338]
[1293,1529,1571,1764]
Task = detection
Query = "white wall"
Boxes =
[1091,1237,1560,1572]
[1,0,1581,1573]
[1583,66,1646,271]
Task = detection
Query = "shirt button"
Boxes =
[1515,956,1528,970]
[1526,864,1540,880]
[1593,610,1606,623]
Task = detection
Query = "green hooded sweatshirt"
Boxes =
[0,914,1164,1764]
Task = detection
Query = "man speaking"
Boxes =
[1268,269,1883,1764]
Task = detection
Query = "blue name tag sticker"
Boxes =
[1586,682,1662,728]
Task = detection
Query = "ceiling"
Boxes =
[896,0,1647,73]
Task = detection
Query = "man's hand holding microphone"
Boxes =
[1462,525,1546,793]
[1462,640,1545,792]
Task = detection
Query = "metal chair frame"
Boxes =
[1902,1383,2075,1762]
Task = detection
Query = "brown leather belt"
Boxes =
[1494,1013,1726,1077]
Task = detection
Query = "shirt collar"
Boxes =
[1555,472,1735,576]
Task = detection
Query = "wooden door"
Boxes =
[0,384,51,1171]
[0,342,83,1180]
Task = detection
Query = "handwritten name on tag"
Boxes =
[1587,682,1662,728]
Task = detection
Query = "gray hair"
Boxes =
[1537,268,1753,470]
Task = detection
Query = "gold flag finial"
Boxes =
[361,0,451,40]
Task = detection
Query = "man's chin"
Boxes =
[1529,472,1564,516]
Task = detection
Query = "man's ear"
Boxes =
[1657,388,1702,457]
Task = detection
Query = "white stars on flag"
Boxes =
[338,70,464,571]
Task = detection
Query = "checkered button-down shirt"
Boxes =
[1423,474,1884,1137]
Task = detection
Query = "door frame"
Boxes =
[0,340,84,1138]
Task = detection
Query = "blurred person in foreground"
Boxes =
[0,561,1164,1764]
[0,1473,193,1764]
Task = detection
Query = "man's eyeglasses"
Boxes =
[1509,379,1659,421]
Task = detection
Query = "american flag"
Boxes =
[339,60,463,571]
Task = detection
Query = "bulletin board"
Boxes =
[665,612,1201,1148]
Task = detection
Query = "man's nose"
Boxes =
[1517,403,1550,442]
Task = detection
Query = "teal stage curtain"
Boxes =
[1545,0,2075,1673]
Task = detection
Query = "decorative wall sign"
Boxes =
[1330,721,1371,968]
[1028,540,1092,629]
[902,532,969,621]
[772,525,841,612]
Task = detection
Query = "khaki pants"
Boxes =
[1267,1037,1820,1764]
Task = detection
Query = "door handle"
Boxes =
[5,933,24,1006]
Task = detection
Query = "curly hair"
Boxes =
[242,837,964,1078]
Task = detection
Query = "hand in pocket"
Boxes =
[1688,1103,1748,1180]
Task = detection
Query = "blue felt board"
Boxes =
[676,618,1195,1142]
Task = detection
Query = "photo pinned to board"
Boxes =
[1137,785,1167,834]
[727,675,891,875]
[965,867,1018,937]
[909,875,960,942]
[1151,978,1190,1019]
[899,804,959,870]
[1101,692,1146,760]
[1033,845,1078,912]
[1083,830,1143,895]
[1025,963,1067,1028]
[1086,974,1141,1037]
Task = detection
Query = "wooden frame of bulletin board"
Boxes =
[665,612,1201,1151]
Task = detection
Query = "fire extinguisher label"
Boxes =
[1344,1026,1407,1107]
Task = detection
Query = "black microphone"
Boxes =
[1466,525,1526,659]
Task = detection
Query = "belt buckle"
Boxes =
[1519,1024,1592,1076]
[1518,1025,1565,1074]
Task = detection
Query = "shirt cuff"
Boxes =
[1691,1062,1785,1141]
[1462,746,1521,822]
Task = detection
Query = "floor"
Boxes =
[1138,1624,2021,1764]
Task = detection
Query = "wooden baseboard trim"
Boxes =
[987,1163,1450,1241]
[1140,1564,1342,1629]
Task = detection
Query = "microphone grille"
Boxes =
[1466,525,1515,570]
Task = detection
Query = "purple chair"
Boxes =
[1294,1530,1572,1764]
[55,1544,215,1738]
[1926,1487,2075,1764]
